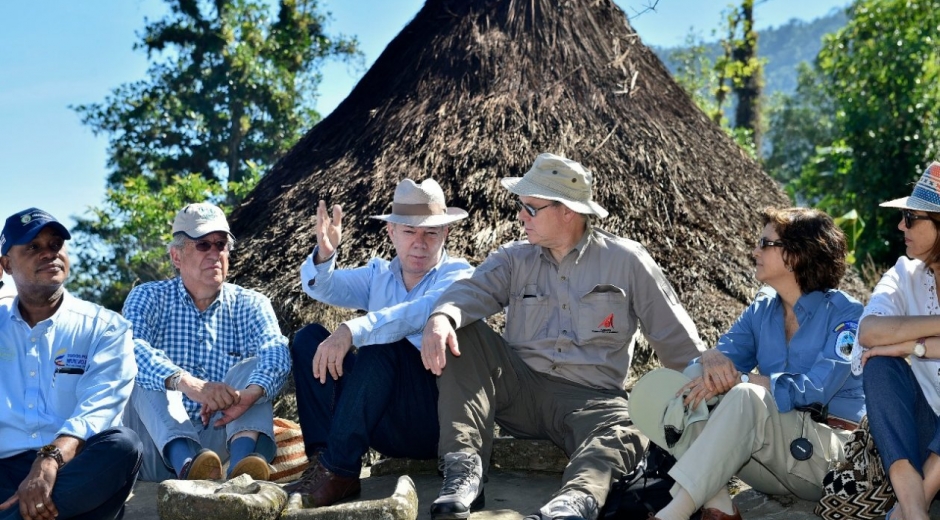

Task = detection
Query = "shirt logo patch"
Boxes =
[54,349,87,371]
[593,313,618,334]
[835,330,855,362]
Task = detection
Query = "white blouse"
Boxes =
[861,256,940,415]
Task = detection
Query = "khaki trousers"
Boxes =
[666,372,850,507]
[437,321,646,505]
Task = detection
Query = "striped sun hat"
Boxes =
[880,162,940,212]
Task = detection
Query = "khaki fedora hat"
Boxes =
[500,153,608,218]
[630,368,706,450]
[371,178,468,227]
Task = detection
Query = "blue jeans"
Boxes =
[292,324,439,478]
[123,357,277,481]
[864,356,940,475]
[0,427,142,520]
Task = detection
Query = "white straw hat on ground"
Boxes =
[371,178,468,227]
[500,153,608,219]
[880,162,940,212]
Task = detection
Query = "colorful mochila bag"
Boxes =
[815,415,897,520]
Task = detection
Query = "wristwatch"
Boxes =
[36,445,65,468]
[914,337,928,358]
[739,373,750,384]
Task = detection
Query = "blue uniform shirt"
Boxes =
[715,288,865,422]
[0,292,136,458]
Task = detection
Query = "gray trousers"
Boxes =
[123,357,277,482]
[665,365,851,506]
[437,320,646,506]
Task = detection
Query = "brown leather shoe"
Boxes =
[701,505,743,520]
[286,459,361,508]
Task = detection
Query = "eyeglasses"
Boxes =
[902,209,932,229]
[515,200,558,217]
[192,239,230,253]
[758,237,785,249]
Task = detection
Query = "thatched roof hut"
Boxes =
[228,0,863,348]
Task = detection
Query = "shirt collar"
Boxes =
[539,226,594,265]
[792,290,829,321]
[174,276,225,312]
[389,251,448,289]
[10,290,72,328]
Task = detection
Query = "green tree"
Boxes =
[75,0,358,194]
[790,0,940,265]
[70,0,359,308]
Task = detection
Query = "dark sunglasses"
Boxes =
[515,200,558,217]
[902,209,932,229]
[758,237,785,249]
[192,239,230,253]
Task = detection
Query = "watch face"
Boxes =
[740,374,750,383]
[915,342,927,358]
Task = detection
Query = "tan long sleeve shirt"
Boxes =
[433,227,705,390]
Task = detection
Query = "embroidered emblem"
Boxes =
[592,313,618,333]
[835,330,856,362]
[21,214,32,224]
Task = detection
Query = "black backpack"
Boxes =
[600,443,701,520]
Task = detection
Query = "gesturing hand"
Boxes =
[315,200,343,263]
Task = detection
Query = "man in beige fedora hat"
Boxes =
[422,153,705,520]
[286,178,473,507]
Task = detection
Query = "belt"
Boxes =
[826,417,858,431]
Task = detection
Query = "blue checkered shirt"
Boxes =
[123,277,290,421]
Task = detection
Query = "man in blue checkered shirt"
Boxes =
[122,202,291,482]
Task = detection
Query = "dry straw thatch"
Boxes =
[228,0,865,351]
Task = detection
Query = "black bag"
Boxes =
[601,443,699,520]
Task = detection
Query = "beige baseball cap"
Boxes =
[172,203,234,239]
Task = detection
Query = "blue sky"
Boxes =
[0,0,850,235]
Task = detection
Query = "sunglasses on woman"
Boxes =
[757,237,785,249]
[192,239,230,252]
[902,209,932,229]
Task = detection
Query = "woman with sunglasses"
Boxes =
[857,162,940,520]
[632,207,864,520]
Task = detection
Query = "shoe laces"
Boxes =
[439,455,480,497]
[544,491,599,519]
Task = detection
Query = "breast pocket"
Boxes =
[508,284,551,340]
[577,284,629,348]
[49,370,82,418]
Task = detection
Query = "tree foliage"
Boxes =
[69,0,360,308]
[778,0,940,265]
[74,0,359,194]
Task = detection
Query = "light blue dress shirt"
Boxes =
[716,287,865,422]
[300,247,473,348]
[0,292,136,458]
[123,278,290,422]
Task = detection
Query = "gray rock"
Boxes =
[281,475,418,520]
[490,438,568,473]
[157,475,288,520]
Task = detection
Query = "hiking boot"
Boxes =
[284,459,361,508]
[529,490,599,520]
[228,453,271,481]
[430,452,485,519]
[178,448,222,480]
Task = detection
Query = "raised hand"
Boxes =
[315,199,343,263]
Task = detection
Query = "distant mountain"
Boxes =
[653,8,848,98]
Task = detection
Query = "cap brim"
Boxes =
[501,177,609,219]
[11,222,71,250]
[630,368,702,449]
[879,196,940,213]
[370,208,468,227]
[177,228,236,240]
